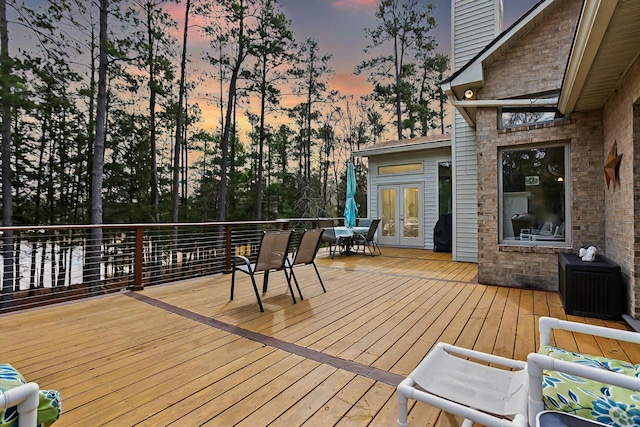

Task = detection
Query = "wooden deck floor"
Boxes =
[1,248,636,426]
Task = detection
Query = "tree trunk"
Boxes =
[147,2,160,222]
[89,0,109,295]
[257,52,267,220]
[171,0,190,270]
[219,1,245,221]
[1,0,14,303]
[394,35,403,140]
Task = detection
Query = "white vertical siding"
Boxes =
[452,0,503,70]
[451,0,502,262]
[452,111,478,262]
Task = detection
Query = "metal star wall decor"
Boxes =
[604,141,622,189]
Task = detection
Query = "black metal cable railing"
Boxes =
[0,218,337,314]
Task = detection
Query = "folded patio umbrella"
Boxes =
[344,162,358,228]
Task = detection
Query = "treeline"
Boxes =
[0,0,449,227]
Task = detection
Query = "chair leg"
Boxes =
[249,274,264,312]
[231,269,236,300]
[365,242,373,256]
[312,262,326,292]
[284,267,302,300]
[374,240,382,255]
[262,271,269,294]
[397,384,409,427]
[286,269,300,303]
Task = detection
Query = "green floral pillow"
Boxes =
[0,364,61,427]
[539,346,640,426]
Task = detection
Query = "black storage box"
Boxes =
[558,253,622,320]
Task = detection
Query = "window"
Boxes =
[498,92,565,129]
[378,162,422,175]
[500,144,568,244]
[500,107,562,128]
[438,161,452,215]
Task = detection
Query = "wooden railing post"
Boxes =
[133,227,144,291]
[224,224,233,274]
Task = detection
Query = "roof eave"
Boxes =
[558,0,620,114]
[353,140,451,157]
[442,0,560,126]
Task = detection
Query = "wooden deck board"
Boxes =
[0,247,635,426]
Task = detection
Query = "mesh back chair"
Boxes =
[354,219,381,256]
[285,229,326,300]
[231,230,295,312]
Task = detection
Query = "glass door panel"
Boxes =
[403,187,419,238]
[379,183,423,247]
[381,188,396,238]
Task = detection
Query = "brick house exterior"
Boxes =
[444,0,640,316]
[356,0,640,317]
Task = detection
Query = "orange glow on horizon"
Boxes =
[331,0,378,12]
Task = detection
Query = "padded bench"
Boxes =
[0,364,61,427]
[538,345,640,426]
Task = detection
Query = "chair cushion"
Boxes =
[538,345,640,426]
[0,364,61,427]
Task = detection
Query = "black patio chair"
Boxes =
[352,219,382,256]
[230,230,295,312]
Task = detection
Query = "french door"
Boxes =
[378,183,423,247]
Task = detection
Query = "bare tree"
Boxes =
[205,0,257,221]
[173,0,191,224]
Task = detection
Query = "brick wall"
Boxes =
[472,0,606,290]
[476,110,605,290]
[481,0,582,99]
[602,55,640,316]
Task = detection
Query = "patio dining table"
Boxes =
[332,226,370,255]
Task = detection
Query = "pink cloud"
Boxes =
[331,0,378,13]
[329,73,373,98]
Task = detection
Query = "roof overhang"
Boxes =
[558,0,640,113]
[442,0,562,126]
[353,137,451,157]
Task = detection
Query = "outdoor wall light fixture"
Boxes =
[463,89,475,99]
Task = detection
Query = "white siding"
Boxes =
[451,0,502,262]
[367,149,450,250]
[452,111,478,262]
[452,0,503,70]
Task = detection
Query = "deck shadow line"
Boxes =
[126,292,405,387]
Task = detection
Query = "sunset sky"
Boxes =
[276,0,541,99]
[9,0,542,138]
[190,0,542,135]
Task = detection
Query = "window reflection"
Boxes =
[379,163,422,175]
[501,145,567,243]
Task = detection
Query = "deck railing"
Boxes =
[0,218,340,314]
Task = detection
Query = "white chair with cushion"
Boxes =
[0,364,61,427]
[397,317,640,427]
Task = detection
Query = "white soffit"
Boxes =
[559,0,639,113]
